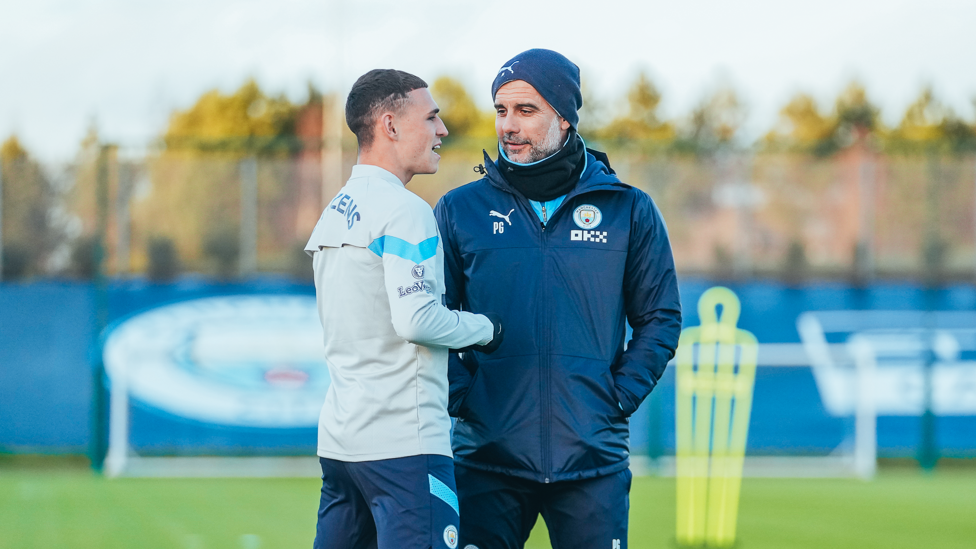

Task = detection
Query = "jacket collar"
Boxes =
[349,164,405,188]
[482,148,629,201]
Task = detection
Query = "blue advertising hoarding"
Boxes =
[1,277,974,458]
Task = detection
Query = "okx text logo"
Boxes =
[571,230,608,243]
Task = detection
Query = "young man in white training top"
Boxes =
[304,69,503,549]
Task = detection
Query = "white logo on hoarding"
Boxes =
[102,295,330,427]
[797,312,976,416]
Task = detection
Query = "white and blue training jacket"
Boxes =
[305,164,493,462]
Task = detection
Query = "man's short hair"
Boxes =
[346,69,428,149]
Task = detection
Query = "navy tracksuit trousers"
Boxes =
[314,455,460,549]
[454,465,632,549]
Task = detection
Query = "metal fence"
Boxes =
[3,145,975,282]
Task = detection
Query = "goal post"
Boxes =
[797,313,878,480]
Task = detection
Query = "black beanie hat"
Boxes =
[491,49,583,129]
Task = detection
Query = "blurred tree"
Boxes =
[763,81,885,156]
[762,93,833,151]
[626,73,664,126]
[828,81,884,153]
[305,81,323,106]
[890,86,975,151]
[679,86,747,154]
[598,72,675,143]
[1,135,60,278]
[66,127,128,278]
[68,125,101,239]
[835,82,880,132]
[577,77,607,138]
[896,87,951,142]
[164,78,301,153]
[1,135,28,160]
[132,79,312,273]
[430,76,494,142]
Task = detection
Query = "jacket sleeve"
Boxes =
[434,195,475,417]
[378,197,493,349]
[612,191,682,416]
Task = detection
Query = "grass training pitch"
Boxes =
[1,464,973,548]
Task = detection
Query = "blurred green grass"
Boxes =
[1,465,974,548]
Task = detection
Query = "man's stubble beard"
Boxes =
[504,115,565,163]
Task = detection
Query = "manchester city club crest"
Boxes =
[573,204,602,229]
[443,525,459,548]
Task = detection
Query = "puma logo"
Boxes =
[489,209,514,225]
[498,61,519,75]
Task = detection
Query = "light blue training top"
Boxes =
[529,196,566,225]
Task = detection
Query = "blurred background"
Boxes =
[1,1,975,548]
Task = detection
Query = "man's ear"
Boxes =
[379,112,398,141]
[559,117,571,131]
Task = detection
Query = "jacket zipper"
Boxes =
[482,159,629,483]
[540,213,551,483]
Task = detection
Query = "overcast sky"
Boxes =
[2,0,975,161]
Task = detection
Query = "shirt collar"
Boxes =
[349,164,405,187]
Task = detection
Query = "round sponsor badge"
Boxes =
[573,204,602,229]
[443,525,458,548]
[412,264,425,279]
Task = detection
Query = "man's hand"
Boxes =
[451,312,504,354]
[478,313,504,354]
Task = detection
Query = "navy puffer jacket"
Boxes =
[434,150,681,483]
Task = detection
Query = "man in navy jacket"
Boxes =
[434,49,681,549]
